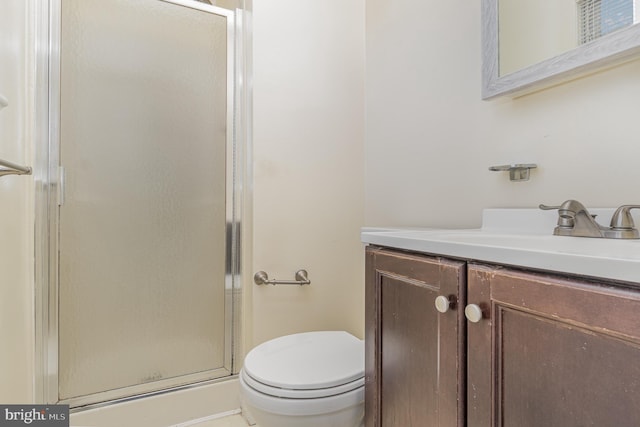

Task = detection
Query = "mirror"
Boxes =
[482,0,640,99]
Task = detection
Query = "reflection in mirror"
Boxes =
[577,0,636,43]
[499,0,638,76]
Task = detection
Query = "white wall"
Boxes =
[252,0,366,345]
[366,0,640,229]
[0,0,35,403]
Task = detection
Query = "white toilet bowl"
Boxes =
[239,331,365,427]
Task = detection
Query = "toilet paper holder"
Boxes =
[254,269,311,286]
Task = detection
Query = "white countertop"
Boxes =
[361,209,640,284]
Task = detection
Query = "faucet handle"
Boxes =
[610,205,640,230]
[539,204,562,210]
[539,200,587,216]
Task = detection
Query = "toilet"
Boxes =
[239,330,365,427]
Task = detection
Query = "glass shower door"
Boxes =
[56,0,234,405]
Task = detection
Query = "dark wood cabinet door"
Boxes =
[467,264,640,427]
[365,247,466,427]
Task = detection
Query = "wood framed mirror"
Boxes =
[482,0,640,99]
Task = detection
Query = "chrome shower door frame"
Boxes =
[34,0,243,408]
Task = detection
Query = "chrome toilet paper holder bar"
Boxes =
[254,270,311,286]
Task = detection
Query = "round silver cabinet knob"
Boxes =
[434,295,451,313]
[465,304,484,323]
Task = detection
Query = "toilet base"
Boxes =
[240,373,364,427]
[244,404,364,427]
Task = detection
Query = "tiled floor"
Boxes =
[191,414,253,427]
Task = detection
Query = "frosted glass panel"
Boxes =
[58,0,229,400]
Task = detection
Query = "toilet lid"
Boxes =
[243,331,364,390]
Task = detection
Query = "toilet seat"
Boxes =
[241,368,364,399]
[241,331,365,399]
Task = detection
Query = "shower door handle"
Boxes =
[58,166,65,206]
[0,158,32,178]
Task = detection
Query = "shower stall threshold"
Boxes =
[69,377,240,427]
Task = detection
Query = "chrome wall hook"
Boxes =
[254,269,311,286]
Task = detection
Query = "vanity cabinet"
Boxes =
[467,264,640,427]
[365,247,466,427]
[365,246,640,427]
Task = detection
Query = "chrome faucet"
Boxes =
[539,200,640,239]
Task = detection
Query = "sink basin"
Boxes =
[361,209,640,284]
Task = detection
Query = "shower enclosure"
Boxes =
[35,0,246,408]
